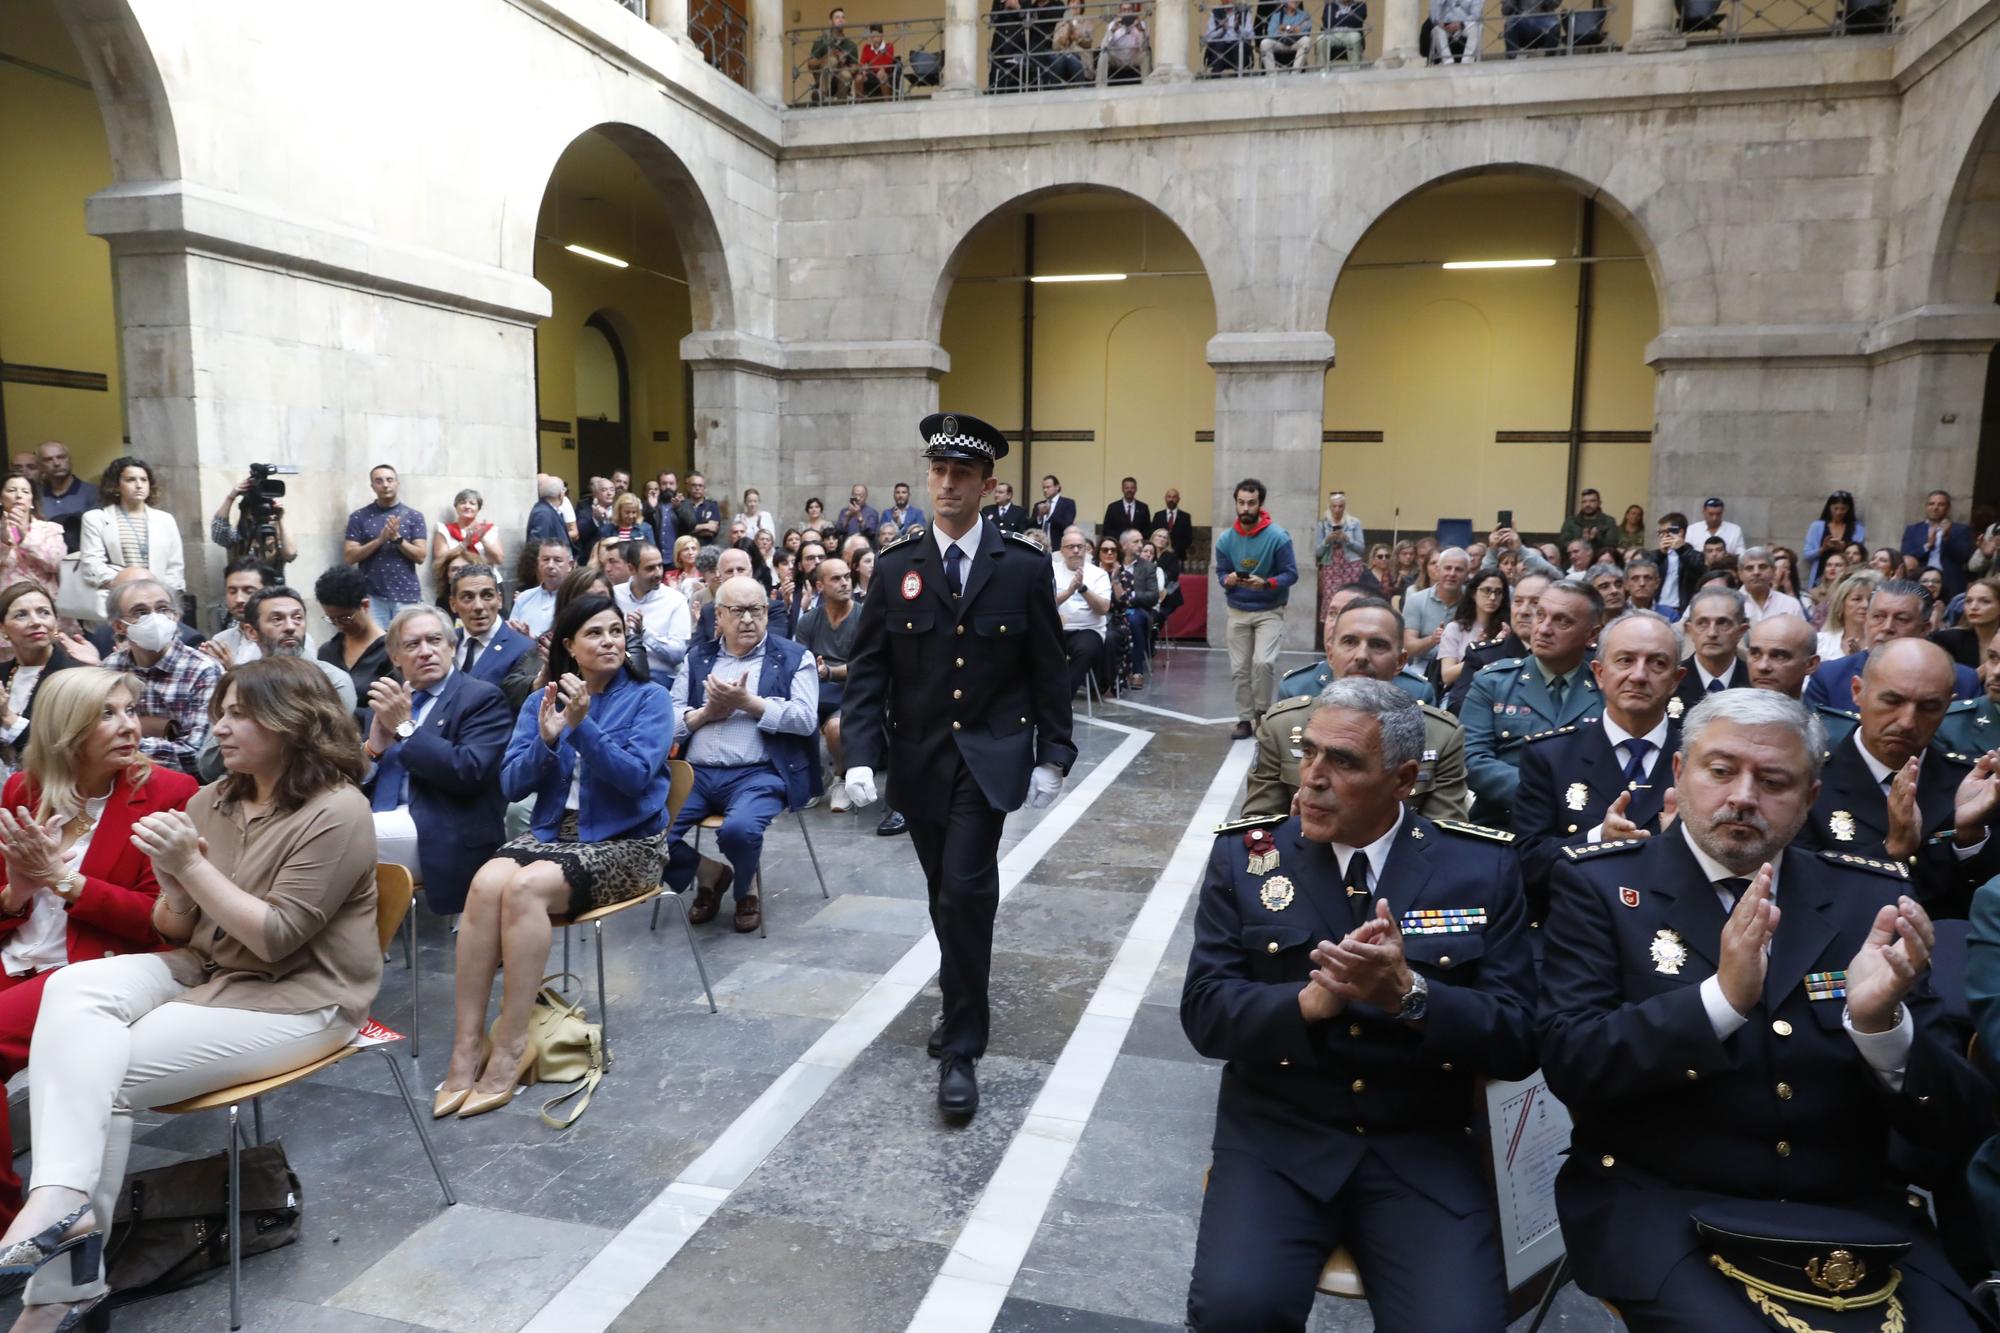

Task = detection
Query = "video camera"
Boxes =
[238,462,298,542]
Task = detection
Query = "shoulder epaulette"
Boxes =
[1264,693,1314,717]
[1279,661,1324,681]
[1819,849,1911,880]
[878,531,923,556]
[1434,818,1514,844]
[1420,702,1461,728]
[1003,530,1044,550]
[1524,726,1575,744]
[1561,838,1646,860]
[1946,698,1978,713]
[1815,706,1861,721]
[1475,657,1525,675]
[1214,813,1286,836]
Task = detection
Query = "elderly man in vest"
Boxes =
[664,575,821,934]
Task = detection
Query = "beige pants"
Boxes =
[24,953,350,1302]
[1227,607,1287,721]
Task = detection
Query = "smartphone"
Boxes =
[1497,509,1513,530]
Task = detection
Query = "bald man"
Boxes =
[1746,613,1819,699]
[1802,637,2000,916]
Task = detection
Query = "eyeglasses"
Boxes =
[718,605,766,620]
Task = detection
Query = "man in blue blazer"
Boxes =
[449,564,535,689]
[1036,474,1076,544]
[1901,489,1976,598]
[364,606,512,914]
[1803,578,1979,709]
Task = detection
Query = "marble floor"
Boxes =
[32,648,1619,1332]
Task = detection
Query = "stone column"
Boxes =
[1151,0,1192,80]
[1207,331,1335,647]
[748,0,786,103]
[941,0,980,95]
[1376,0,1421,67]
[647,0,691,42]
[1624,0,1686,53]
[681,332,786,504]
[1856,306,2000,532]
[769,341,951,517]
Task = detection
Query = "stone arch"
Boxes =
[1925,84,2000,309]
[53,0,180,182]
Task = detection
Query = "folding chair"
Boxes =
[156,866,454,1330]
[676,799,832,939]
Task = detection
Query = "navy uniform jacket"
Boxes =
[842,521,1076,820]
[363,669,512,914]
[1800,730,2000,917]
[1671,655,1746,712]
[1461,655,1601,816]
[979,501,1031,534]
[1804,647,1981,711]
[1964,882,2000,1264]
[1512,715,1680,920]
[1180,811,1536,1212]
[1538,831,1993,1304]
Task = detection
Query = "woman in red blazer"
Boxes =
[0,667,196,1226]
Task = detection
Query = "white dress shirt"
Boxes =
[1584,713,1670,842]
[1851,733,1987,861]
[1698,518,1745,555]
[511,584,560,638]
[1329,808,1405,904]
[2,792,108,977]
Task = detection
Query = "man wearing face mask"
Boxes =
[103,578,220,775]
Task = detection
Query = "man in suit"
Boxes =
[1674,585,1750,710]
[979,481,1030,534]
[1513,611,1682,919]
[1462,576,1604,822]
[880,481,926,537]
[1902,489,1976,598]
[1244,597,1469,821]
[1745,612,1819,699]
[1183,678,1536,1331]
[1539,689,1991,1331]
[1653,511,1703,617]
[446,563,534,692]
[842,411,1076,1118]
[1035,473,1076,544]
[363,606,512,914]
[1805,578,1981,708]
[1801,636,2000,917]
[1157,486,1194,562]
[524,474,570,554]
[1099,476,1151,541]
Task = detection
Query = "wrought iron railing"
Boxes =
[1417,3,1618,59]
[1671,0,1894,40]
[787,16,949,105]
[982,0,1157,93]
[689,0,750,81]
[1193,2,1373,74]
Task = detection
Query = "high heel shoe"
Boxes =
[457,1043,536,1119]
[46,1292,110,1331]
[0,1204,101,1298]
[433,1038,492,1118]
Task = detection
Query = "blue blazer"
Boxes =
[503,670,674,842]
[466,622,534,690]
[367,670,512,913]
[1901,519,1975,597]
[1803,647,1980,711]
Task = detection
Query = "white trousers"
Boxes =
[24,954,350,1302]
[372,808,422,883]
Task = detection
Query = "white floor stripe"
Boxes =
[905,741,1256,1333]
[520,723,1154,1333]
[1106,698,1238,726]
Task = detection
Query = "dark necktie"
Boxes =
[946,543,965,597]
[1621,738,1654,786]
[462,635,483,674]
[1718,876,1751,912]
[1549,674,1567,709]
[1343,850,1373,928]
[369,689,432,813]
[1707,676,1725,694]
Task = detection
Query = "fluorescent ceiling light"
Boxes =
[565,243,630,268]
[1441,258,1558,270]
[1029,272,1127,284]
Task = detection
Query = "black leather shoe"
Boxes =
[938,1055,979,1118]
[1230,720,1254,740]
[877,809,909,837]
[926,1020,944,1059]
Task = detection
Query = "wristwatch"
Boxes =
[1395,973,1430,1023]
[54,872,84,904]
[394,718,417,740]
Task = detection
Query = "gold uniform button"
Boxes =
[955,658,964,667]
[1440,1062,1453,1072]
[1776,1141,1791,1157]
[1350,1079,1366,1094]
[1567,824,1578,834]
[1353,1125,1365,1135]
[956,625,965,636]
[999,625,1008,633]
[951,721,962,731]
[1772,1020,1792,1037]
[953,689,963,700]
[905,621,914,630]
[1686,1069,1699,1081]
[1439,955,1451,967]
[1348,1024,1363,1037]
[1266,941,1279,954]
[1776,1082,1793,1100]
[1600,1155,1615,1168]
[1278,1058,1290,1067]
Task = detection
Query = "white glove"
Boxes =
[1027,763,1064,809]
[843,767,879,809]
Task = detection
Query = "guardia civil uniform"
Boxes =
[1460,653,1600,821]
[1276,658,1432,705]
[1935,695,1999,759]
[1241,691,1468,822]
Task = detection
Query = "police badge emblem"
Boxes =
[1667,696,1684,720]
[1650,929,1688,975]
[1829,810,1856,842]
[1259,876,1296,912]
[1566,783,1590,811]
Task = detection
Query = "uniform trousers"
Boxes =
[1188,1146,1507,1333]
[904,755,1006,1060]
[1613,1244,1986,1333]
[1226,607,1287,722]
[22,954,351,1304]
[663,763,789,902]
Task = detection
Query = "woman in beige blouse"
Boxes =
[0,656,377,1331]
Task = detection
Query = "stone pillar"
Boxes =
[681,332,785,504]
[1207,331,1334,647]
[770,342,951,517]
[647,0,691,42]
[941,0,980,95]
[1624,0,1686,53]
[1151,0,1192,80]
[1856,306,2000,532]
[748,0,785,103]
[1376,0,1421,67]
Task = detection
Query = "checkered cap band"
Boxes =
[927,432,995,457]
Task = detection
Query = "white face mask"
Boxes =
[123,612,177,653]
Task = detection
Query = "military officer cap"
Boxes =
[919,412,1010,464]
[1693,1200,1910,1327]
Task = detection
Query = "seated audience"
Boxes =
[1803,578,1979,709]
[500,565,632,713]
[363,607,512,915]
[1618,553,1675,622]
[441,596,672,1118]
[0,474,65,603]
[448,562,534,689]
[1744,612,1819,698]
[1261,0,1311,69]
[103,578,220,776]
[1049,2,1097,83]
[1053,527,1112,695]
[1101,1,1149,80]
[664,576,820,934]
[1933,575,2000,669]
[1316,0,1366,61]
[241,586,358,715]
[1429,0,1482,61]
[794,559,860,809]
[202,558,285,666]
[506,539,575,640]
[1674,586,1750,709]
[1739,545,1805,623]
[0,585,93,759]
[314,564,393,713]
[83,567,203,660]
[1462,577,1602,822]
[0,657,375,1329]
[78,456,185,605]
[1437,570,1509,686]
[1818,567,1882,661]
[614,541,693,683]
[1587,561,1626,618]
[1122,531,1163,689]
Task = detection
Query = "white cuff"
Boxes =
[1700,974,1749,1041]
[1953,832,1988,861]
[1843,1003,1914,1093]
[1585,823,1604,844]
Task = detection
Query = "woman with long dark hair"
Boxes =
[1802,491,1863,588]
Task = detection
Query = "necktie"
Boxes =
[946,543,965,597]
[1343,850,1373,928]
[1706,677,1725,694]
[462,635,483,674]
[368,689,431,813]
[1718,876,1751,912]
[1549,675,1567,708]
[1621,738,1654,785]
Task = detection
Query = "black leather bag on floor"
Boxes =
[104,1141,302,1295]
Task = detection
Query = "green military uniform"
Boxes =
[1935,696,1997,758]
[1242,691,1469,822]
[1276,659,1433,705]
[1814,704,1861,752]
[1460,653,1601,821]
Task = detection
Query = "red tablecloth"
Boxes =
[1166,574,1207,642]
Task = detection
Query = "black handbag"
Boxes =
[104,1141,302,1296]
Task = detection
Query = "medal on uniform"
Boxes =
[1244,827,1278,876]
[1829,810,1856,842]
[1566,783,1590,811]
[1619,887,1640,908]
[1650,928,1687,975]
[1259,876,1295,912]
[1667,696,1684,720]
[1804,970,1847,1001]
[901,571,923,600]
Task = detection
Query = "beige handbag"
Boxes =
[489,974,605,1129]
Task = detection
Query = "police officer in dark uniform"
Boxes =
[1183,678,1535,1332]
[841,412,1076,1119]
[1539,689,1993,1331]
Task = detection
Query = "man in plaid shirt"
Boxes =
[106,578,222,775]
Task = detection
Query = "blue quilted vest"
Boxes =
[683,632,818,810]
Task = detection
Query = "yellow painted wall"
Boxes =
[1323,183,1657,537]
[939,205,1218,521]
[1,3,127,474]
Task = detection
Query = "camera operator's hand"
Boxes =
[233,475,255,496]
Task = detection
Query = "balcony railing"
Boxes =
[788,17,948,106]
[1672,0,1894,40]
[689,0,749,81]
[983,0,1157,93]
[1194,3,1373,73]
[1422,3,1619,59]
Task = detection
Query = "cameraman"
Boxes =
[209,470,297,572]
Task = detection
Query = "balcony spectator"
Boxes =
[1102,1,1150,80]
[1427,0,1482,60]
[808,7,859,102]
[79,456,185,608]
[1050,0,1099,81]
[341,463,427,625]
[31,442,97,555]
[433,488,504,597]
[1261,0,1312,69]
[1902,488,1974,599]
[1500,0,1559,52]
[990,0,1036,89]
[0,475,65,606]
[1314,0,1366,60]
[856,24,898,98]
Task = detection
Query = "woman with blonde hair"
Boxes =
[670,534,702,595]
[607,492,654,547]
[1817,568,1882,662]
[0,658,375,1330]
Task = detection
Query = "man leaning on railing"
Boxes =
[808,7,859,103]
[1049,2,1098,83]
